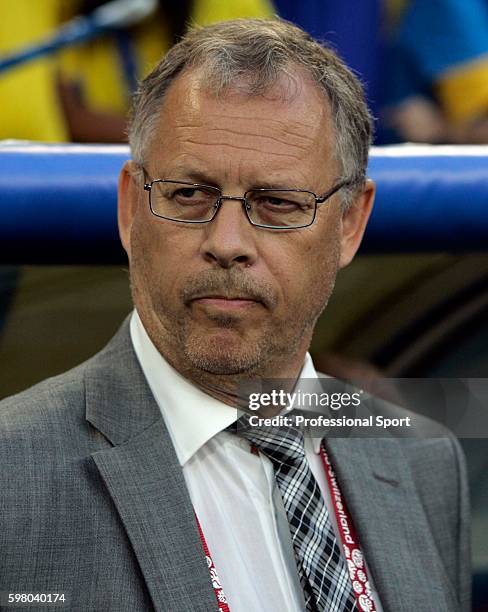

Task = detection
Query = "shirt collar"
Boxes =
[130,309,322,464]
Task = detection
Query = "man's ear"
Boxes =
[118,160,141,260]
[339,179,375,268]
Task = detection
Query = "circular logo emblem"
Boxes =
[359,594,373,611]
[357,569,366,583]
[352,548,364,568]
[353,580,363,594]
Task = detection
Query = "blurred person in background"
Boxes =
[0,0,273,143]
[271,0,383,131]
[0,0,68,141]
[382,0,488,143]
[6,0,487,147]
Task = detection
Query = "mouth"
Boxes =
[191,295,262,311]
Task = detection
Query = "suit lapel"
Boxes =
[327,437,458,612]
[84,320,216,612]
[91,421,216,612]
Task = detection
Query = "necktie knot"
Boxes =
[232,414,306,466]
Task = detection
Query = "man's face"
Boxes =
[119,69,373,380]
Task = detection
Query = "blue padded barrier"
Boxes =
[0,144,127,265]
[0,142,486,264]
[366,145,488,253]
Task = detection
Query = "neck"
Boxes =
[175,351,308,412]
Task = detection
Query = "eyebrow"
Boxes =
[160,167,299,191]
[158,166,218,187]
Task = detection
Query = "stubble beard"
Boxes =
[178,310,302,377]
[132,274,338,384]
[129,240,340,384]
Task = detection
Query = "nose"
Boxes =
[200,196,258,269]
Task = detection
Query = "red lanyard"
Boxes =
[194,513,230,612]
[319,443,377,612]
[195,442,376,612]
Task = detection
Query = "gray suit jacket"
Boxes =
[0,320,471,611]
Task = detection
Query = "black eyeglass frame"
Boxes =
[142,170,356,230]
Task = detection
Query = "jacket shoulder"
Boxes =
[0,362,88,434]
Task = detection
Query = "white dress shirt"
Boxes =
[130,310,382,611]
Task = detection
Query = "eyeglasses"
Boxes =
[142,171,353,230]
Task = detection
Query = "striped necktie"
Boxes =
[235,417,356,612]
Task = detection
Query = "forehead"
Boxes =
[146,68,338,185]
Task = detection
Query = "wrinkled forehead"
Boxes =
[145,67,339,179]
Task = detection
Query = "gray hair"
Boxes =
[128,18,373,206]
